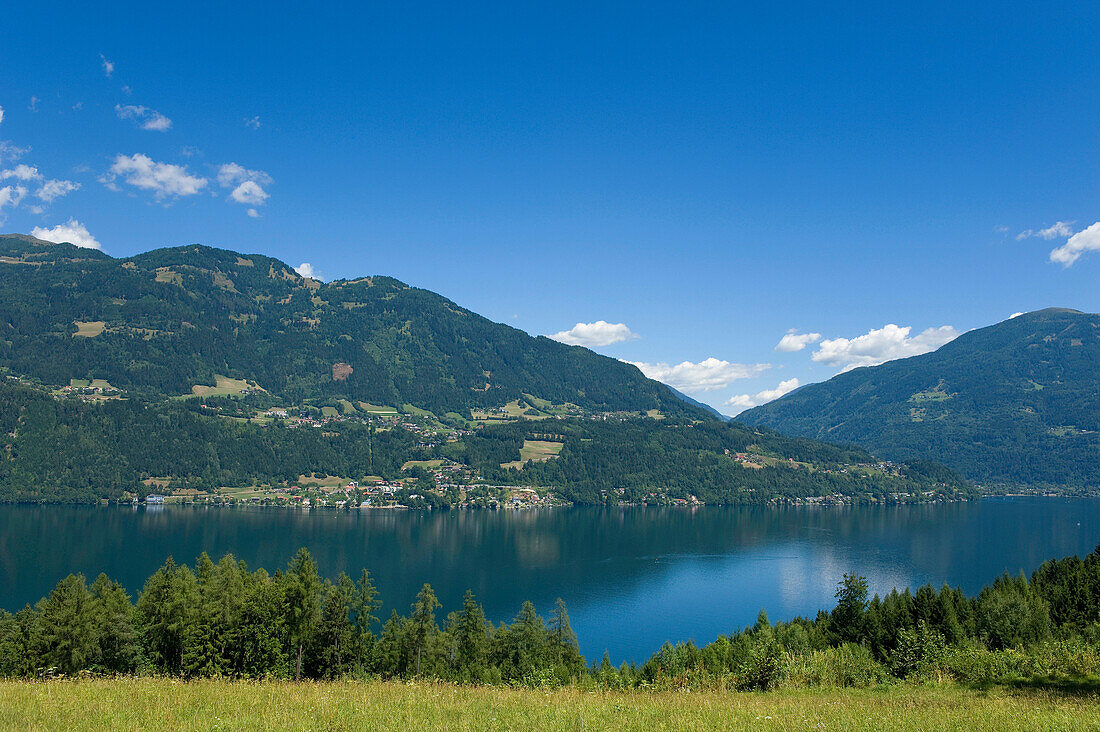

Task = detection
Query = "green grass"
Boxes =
[0,679,1097,731]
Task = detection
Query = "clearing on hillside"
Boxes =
[190,375,262,397]
[402,459,445,472]
[501,440,564,470]
[358,402,399,415]
[72,321,105,337]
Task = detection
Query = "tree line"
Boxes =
[4,545,1100,690]
[0,549,583,684]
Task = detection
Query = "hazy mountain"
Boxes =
[739,308,1100,487]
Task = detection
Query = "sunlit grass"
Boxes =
[2,678,1098,731]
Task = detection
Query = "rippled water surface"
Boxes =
[2,498,1097,661]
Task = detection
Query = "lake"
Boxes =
[1,498,1097,662]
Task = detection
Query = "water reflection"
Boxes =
[0,498,1097,662]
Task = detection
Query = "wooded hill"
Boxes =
[0,235,692,417]
[739,308,1100,488]
[0,234,972,504]
[0,377,972,504]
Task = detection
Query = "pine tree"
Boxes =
[283,548,323,680]
[410,584,441,677]
[548,598,582,676]
[88,573,140,674]
[36,574,97,675]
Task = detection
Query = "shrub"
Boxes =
[788,644,890,688]
[891,621,947,680]
[736,640,786,691]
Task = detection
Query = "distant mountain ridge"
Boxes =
[0,234,698,418]
[739,308,1100,488]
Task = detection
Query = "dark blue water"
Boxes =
[1,498,1096,662]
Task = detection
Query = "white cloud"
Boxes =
[775,330,821,352]
[0,164,41,181]
[811,324,959,372]
[115,104,173,132]
[217,163,272,210]
[217,163,272,187]
[247,208,260,218]
[1049,221,1100,267]
[35,179,80,203]
[1017,221,1076,241]
[295,262,320,279]
[627,357,770,393]
[0,105,4,125]
[726,378,800,416]
[0,142,28,165]
[230,180,268,206]
[100,54,114,77]
[28,96,38,112]
[549,321,639,347]
[102,153,208,199]
[30,219,101,249]
[245,116,261,129]
[142,112,172,132]
[0,185,28,216]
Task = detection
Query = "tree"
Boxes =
[283,548,323,680]
[976,574,1051,649]
[349,569,381,669]
[230,570,288,678]
[135,558,199,674]
[831,574,869,644]
[548,598,582,676]
[88,573,140,674]
[36,574,97,675]
[311,580,358,679]
[449,590,491,681]
[410,584,441,677]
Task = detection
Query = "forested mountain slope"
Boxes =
[0,234,971,504]
[739,308,1100,487]
[0,235,692,417]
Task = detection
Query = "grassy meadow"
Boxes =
[1,679,1098,731]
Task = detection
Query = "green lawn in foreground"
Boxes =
[1,679,1098,731]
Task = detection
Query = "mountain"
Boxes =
[0,234,971,504]
[0,235,694,418]
[668,387,730,421]
[739,308,1100,488]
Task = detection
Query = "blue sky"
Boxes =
[2,1,1098,415]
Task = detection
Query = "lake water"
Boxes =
[1,498,1097,663]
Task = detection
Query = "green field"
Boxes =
[0,679,1096,731]
[69,378,114,389]
[403,459,445,471]
[359,401,399,415]
[501,440,564,470]
[190,375,260,398]
[72,320,105,337]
